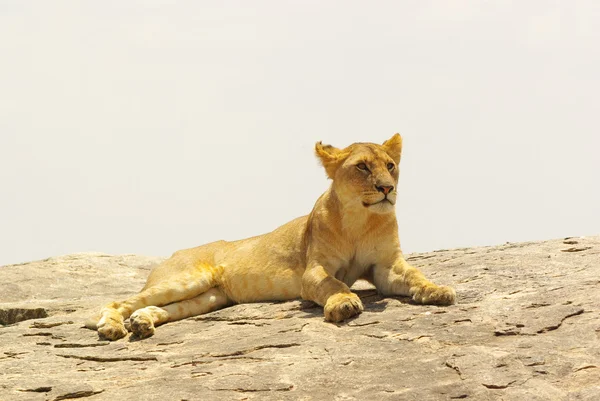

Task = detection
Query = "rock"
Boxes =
[0,307,48,325]
[1,237,599,400]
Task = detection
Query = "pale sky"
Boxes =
[1,1,599,266]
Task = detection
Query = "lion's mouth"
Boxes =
[362,198,393,207]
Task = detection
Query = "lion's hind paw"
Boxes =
[129,310,156,339]
[97,313,128,341]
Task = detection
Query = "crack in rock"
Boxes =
[536,309,584,333]
[195,315,293,323]
[211,385,293,393]
[524,359,545,367]
[347,320,380,327]
[206,343,301,358]
[394,334,432,341]
[573,364,598,372]
[407,254,438,261]
[494,326,529,336]
[495,308,585,336]
[18,386,53,393]
[1,351,29,359]
[525,302,551,309]
[482,380,516,389]
[57,354,157,362]
[278,323,309,333]
[191,371,213,378]
[156,341,184,346]
[54,342,110,348]
[53,389,104,400]
[23,332,66,340]
[362,333,388,339]
[445,360,464,380]
[30,321,74,329]
[227,321,269,327]
[560,247,592,252]
[171,356,267,368]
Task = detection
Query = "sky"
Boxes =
[1,1,599,266]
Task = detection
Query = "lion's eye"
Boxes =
[356,163,369,172]
[387,163,395,171]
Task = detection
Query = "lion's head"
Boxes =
[315,133,402,215]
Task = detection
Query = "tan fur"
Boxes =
[88,133,456,340]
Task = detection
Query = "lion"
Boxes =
[87,133,456,340]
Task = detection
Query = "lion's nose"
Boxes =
[376,185,394,195]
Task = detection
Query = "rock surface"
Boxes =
[1,237,599,400]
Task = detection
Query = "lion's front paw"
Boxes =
[97,314,128,341]
[324,293,364,322]
[411,284,456,305]
[130,310,156,339]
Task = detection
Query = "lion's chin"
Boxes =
[362,199,396,214]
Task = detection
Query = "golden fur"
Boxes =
[88,134,456,340]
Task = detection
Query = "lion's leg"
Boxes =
[96,266,217,340]
[301,264,364,322]
[128,288,230,338]
[371,256,456,305]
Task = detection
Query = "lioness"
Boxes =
[89,134,456,340]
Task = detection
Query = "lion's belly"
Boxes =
[214,237,305,304]
[219,264,303,303]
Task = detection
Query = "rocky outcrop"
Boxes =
[1,237,599,400]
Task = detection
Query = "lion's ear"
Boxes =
[382,133,402,163]
[315,142,348,179]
